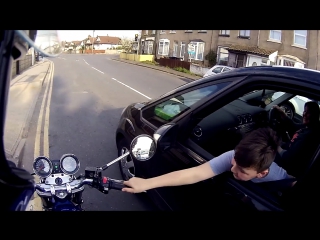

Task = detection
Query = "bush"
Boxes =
[205,49,217,67]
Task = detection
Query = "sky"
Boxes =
[58,30,140,42]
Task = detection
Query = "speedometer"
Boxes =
[33,156,52,178]
[60,154,80,175]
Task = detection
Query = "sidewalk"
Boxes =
[4,60,51,166]
[112,58,201,81]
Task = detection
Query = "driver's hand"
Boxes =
[122,177,148,193]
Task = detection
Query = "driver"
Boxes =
[273,101,320,177]
[122,127,295,194]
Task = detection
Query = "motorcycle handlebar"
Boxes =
[35,177,125,195]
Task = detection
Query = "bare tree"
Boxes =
[120,36,134,53]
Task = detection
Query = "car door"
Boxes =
[139,77,243,210]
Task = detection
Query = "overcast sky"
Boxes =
[58,30,140,41]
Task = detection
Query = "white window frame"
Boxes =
[180,42,185,60]
[198,30,207,32]
[294,30,307,47]
[144,30,148,35]
[160,30,166,34]
[219,30,230,35]
[151,30,156,34]
[169,30,176,33]
[158,39,170,56]
[239,30,250,37]
[188,41,205,61]
[269,30,281,42]
[185,30,193,32]
[173,41,178,57]
[217,46,229,65]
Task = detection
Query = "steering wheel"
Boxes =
[268,107,285,133]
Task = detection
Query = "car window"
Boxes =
[142,82,232,128]
[212,67,223,73]
[222,67,231,72]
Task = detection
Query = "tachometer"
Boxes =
[60,154,80,175]
[33,156,52,178]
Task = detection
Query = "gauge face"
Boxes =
[33,157,52,178]
[60,155,80,175]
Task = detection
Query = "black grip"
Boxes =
[108,178,125,190]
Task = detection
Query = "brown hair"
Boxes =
[234,127,280,172]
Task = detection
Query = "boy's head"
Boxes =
[231,127,280,181]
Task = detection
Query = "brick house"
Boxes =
[150,30,320,69]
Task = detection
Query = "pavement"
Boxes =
[111,58,201,81]
[4,59,51,167]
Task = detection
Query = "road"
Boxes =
[21,54,192,210]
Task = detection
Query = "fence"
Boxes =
[156,58,190,70]
[11,55,33,79]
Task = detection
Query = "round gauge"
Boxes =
[60,154,80,175]
[33,157,52,178]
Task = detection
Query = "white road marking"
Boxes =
[58,57,66,60]
[92,67,104,74]
[111,78,151,99]
[83,59,89,65]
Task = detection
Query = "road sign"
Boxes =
[188,43,195,54]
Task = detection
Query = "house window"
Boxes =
[189,42,205,61]
[170,30,176,33]
[144,30,148,35]
[236,54,246,68]
[180,42,185,60]
[158,39,170,55]
[185,30,193,32]
[269,30,281,42]
[143,40,153,54]
[294,30,307,47]
[173,41,178,57]
[217,47,229,65]
[151,30,156,34]
[219,30,230,36]
[198,30,207,32]
[283,59,295,67]
[239,30,250,38]
[160,30,166,34]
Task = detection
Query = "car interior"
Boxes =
[183,87,320,209]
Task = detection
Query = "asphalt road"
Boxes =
[21,54,192,210]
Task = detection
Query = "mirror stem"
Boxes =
[101,152,130,170]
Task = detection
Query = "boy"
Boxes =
[122,127,294,193]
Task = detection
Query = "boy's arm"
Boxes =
[123,150,234,193]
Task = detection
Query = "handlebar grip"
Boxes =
[108,178,124,190]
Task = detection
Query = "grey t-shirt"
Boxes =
[209,150,291,183]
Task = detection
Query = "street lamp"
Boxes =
[92,30,95,54]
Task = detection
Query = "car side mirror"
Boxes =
[153,123,178,150]
[130,135,157,161]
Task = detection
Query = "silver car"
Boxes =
[203,65,235,78]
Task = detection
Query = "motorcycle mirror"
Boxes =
[130,135,156,161]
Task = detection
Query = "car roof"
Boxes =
[213,65,234,69]
[158,66,320,100]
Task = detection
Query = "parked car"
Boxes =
[203,65,234,78]
[115,66,320,211]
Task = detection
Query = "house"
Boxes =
[139,30,157,55]
[81,35,121,50]
[152,30,320,70]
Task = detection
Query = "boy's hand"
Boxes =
[122,177,149,193]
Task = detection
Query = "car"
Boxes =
[203,65,234,78]
[115,65,320,211]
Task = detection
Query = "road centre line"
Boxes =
[92,67,104,74]
[83,59,89,65]
[111,78,151,100]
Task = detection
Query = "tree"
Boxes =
[120,36,134,53]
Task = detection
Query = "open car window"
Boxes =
[142,82,232,128]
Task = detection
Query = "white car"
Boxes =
[203,65,235,78]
